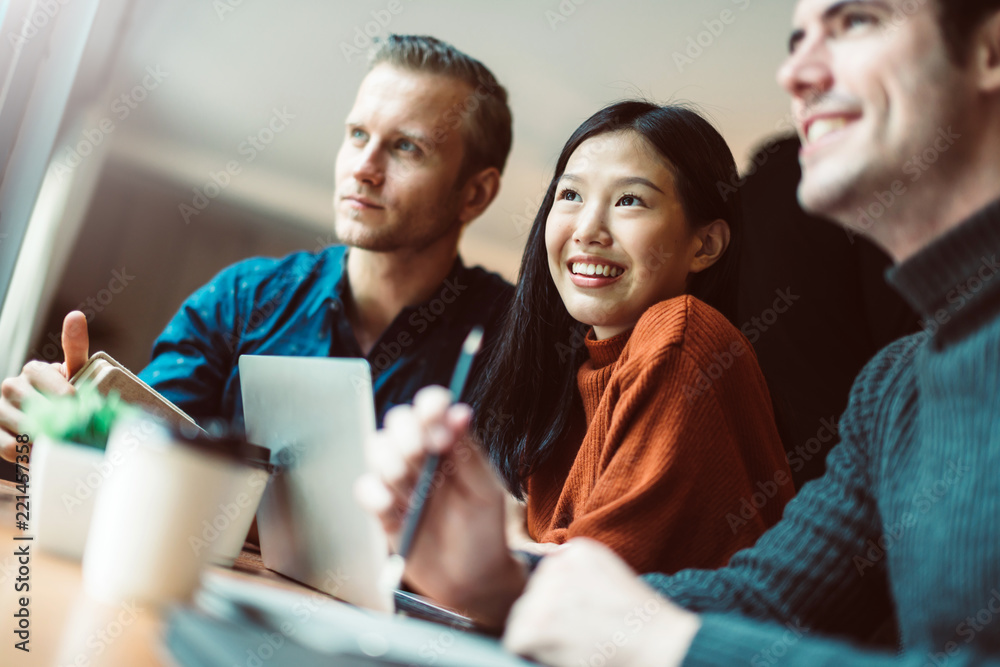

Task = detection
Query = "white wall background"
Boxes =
[17,0,803,373]
[72,0,798,281]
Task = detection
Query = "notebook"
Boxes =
[69,351,203,432]
[164,571,534,667]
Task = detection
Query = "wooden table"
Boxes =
[0,479,326,667]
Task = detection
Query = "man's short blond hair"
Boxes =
[369,34,513,181]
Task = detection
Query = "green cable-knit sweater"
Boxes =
[644,197,1000,666]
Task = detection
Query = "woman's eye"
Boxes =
[558,189,582,203]
[617,194,643,207]
[397,139,421,154]
[350,128,367,140]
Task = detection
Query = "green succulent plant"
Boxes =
[22,384,139,450]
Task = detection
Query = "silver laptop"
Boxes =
[239,355,392,612]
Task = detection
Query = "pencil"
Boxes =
[380,326,484,601]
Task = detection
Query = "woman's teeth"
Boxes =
[571,262,622,277]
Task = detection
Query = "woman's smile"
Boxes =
[567,255,627,288]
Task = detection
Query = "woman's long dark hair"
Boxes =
[472,101,743,498]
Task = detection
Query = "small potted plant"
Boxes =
[22,385,138,560]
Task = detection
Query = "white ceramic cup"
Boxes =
[81,416,247,605]
[200,463,271,567]
[28,435,105,560]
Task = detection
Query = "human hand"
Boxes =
[355,386,528,628]
[504,494,568,555]
[504,538,700,667]
[513,541,566,557]
[504,492,533,544]
[0,311,90,461]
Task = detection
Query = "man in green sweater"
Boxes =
[496,0,1000,664]
[357,0,1000,664]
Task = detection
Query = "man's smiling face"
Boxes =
[778,0,977,229]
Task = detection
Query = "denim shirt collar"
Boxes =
[322,247,469,325]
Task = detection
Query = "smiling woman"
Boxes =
[545,130,732,340]
[470,101,795,575]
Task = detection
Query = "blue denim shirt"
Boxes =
[137,245,513,431]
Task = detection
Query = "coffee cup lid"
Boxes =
[172,421,273,472]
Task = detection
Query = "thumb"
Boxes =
[61,311,90,379]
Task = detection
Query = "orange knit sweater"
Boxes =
[525,295,794,575]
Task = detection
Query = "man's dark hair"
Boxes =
[369,34,513,180]
[938,0,1000,64]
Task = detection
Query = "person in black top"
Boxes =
[737,134,918,487]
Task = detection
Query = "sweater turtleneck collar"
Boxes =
[887,198,1000,334]
[584,326,634,369]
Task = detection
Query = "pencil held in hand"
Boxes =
[379,327,484,601]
